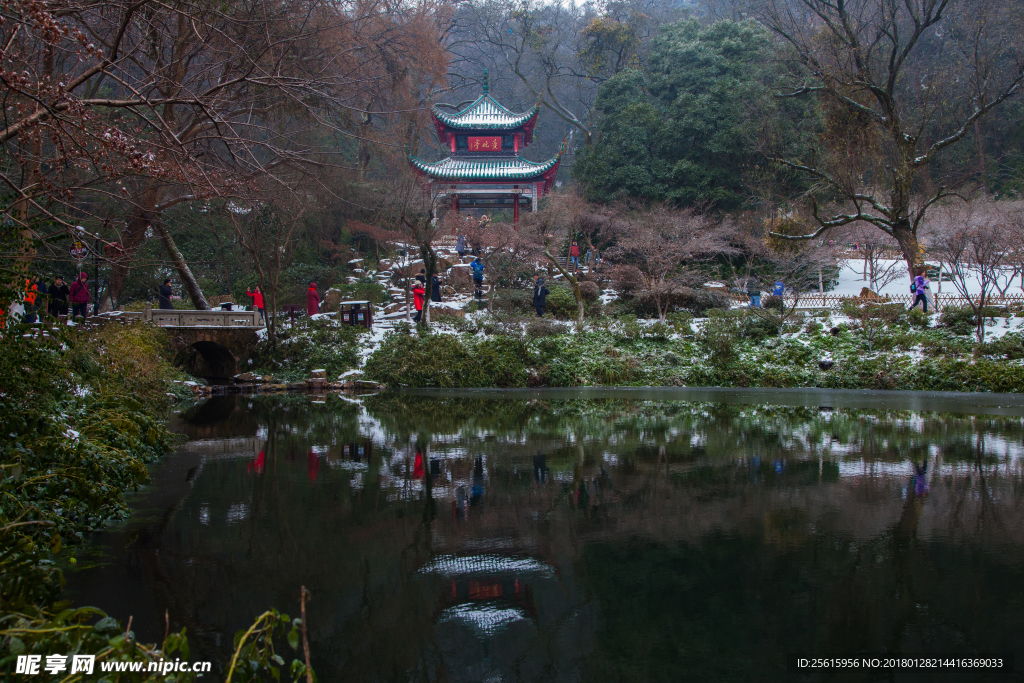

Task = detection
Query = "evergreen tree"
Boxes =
[574,19,789,209]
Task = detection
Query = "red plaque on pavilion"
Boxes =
[468,136,501,151]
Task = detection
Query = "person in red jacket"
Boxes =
[569,240,580,272]
[412,279,425,323]
[306,282,320,316]
[246,285,265,324]
[69,271,90,319]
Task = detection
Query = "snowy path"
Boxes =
[833,258,1024,297]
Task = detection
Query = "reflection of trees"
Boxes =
[123,395,1024,680]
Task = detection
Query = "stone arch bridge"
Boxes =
[93,309,262,380]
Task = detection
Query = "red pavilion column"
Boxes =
[513,194,520,228]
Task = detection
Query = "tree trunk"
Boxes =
[543,242,585,331]
[100,212,152,312]
[153,221,210,309]
[974,120,987,193]
[892,219,925,279]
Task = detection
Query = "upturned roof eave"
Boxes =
[407,152,562,181]
[430,94,540,131]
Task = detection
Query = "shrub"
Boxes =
[336,277,389,305]
[940,305,1004,336]
[697,315,741,365]
[546,284,580,319]
[940,306,977,336]
[666,311,694,336]
[579,280,600,303]
[253,316,362,378]
[677,289,731,316]
[68,321,188,403]
[526,317,566,338]
[762,295,784,312]
[492,286,533,315]
[364,332,532,387]
[978,332,1024,360]
[612,265,644,296]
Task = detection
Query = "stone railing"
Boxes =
[89,308,261,327]
[146,308,261,327]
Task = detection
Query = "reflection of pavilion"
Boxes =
[421,554,548,635]
[415,551,576,681]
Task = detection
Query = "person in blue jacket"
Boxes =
[471,257,484,299]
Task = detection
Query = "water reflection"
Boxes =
[68,392,1024,681]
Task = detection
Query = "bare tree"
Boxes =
[930,200,1019,342]
[522,192,592,330]
[0,0,451,309]
[761,0,1024,277]
[372,174,448,327]
[840,224,905,293]
[446,0,676,151]
[460,216,539,313]
[606,203,735,321]
[750,234,835,336]
[226,196,307,345]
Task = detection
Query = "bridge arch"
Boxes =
[175,341,239,380]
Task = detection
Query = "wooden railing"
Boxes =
[783,293,1024,312]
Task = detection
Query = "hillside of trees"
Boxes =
[2,0,1023,317]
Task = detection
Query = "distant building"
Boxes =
[408,69,564,226]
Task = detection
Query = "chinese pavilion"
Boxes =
[408,72,564,226]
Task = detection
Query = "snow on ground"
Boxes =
[833,258,1024,297]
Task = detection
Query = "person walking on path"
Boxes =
[431,274,442,303]
[48,276,69,317]
[532,275,549,317]
[471,257,484,299]
[69,271,90,319]
[412,279,426,322]
[909,270,930,312]
[747,280,761,308]
[569,241,580,272]
[584,247,593,270]
[246,285,266,324]
[306,282,320,316]
[456,234,466,259]
[158,278,174,309]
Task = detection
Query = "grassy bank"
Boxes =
[363,307,1024,393]
[0,322,311,681]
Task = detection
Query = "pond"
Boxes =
[67,388,1024,682]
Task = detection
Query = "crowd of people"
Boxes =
[11,272,188,325]
[12,234,602,326]
[14,272,89,323]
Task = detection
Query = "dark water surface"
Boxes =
[67,389,1024,682]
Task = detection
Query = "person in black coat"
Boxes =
[532,275,549,317]
[48,276,69,317]
[158,279,174,309]
[431,274,442,302]
[31,277,48,321]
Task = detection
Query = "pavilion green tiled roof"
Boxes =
[408,154,560,180]
[432,94,539,130]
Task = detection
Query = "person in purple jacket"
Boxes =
[908,269,930,312]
